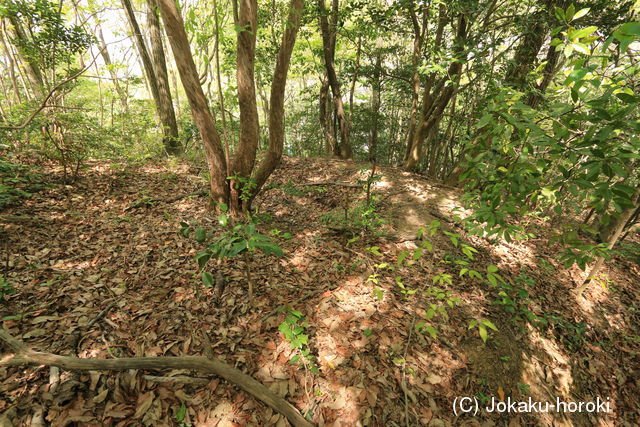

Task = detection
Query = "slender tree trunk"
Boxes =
[157,0,229,204]
[95,24,129,113]
[403,2,427,163]
[4,17,44,96]
[318,0,352,159]
[0,21,21,104]
[228,0,260,212]
[123,0,178,154]
[319,75,336,155]
[526,42,561,108]
[368,47,382,163]
[348,37,361,124]
[212,0,231,172]
[251,0,305,203]
[575,190,640,296]
[404,7,457,172]
[146,0,180,154]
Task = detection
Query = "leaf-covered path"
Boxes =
[1,157,639,425]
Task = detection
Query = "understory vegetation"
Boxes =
[0,0,639,425]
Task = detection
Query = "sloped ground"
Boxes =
[1,156,639,426]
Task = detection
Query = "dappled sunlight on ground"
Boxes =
[1,157,638,425]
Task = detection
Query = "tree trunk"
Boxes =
[146,0,180,154]
[228,0,260,212]
[318,0,352,159]
[0,21,22,104]
[368,47,382,163]
[251,0,305,201]
[95,24,129,113]
[123,0,178,154]
[5,16,45,95]
[403,1,427,163]
[157,0,229,204]
[575,190,640,296]
[319,75,336,155]
[526,42,561,108]
[404,8,460,172]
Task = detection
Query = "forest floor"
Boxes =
[1,156,639,426]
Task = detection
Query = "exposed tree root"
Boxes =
[0,329,313,427]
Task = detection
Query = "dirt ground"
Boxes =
[1,156,639,426]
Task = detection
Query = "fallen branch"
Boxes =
[0,329,312,427]
[142,374,210,385]
[300,181,360,188]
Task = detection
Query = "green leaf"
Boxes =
[479,324,488,343]
[565,4,575,22]
[195,251,211,269]
[615,93,637,104]
[571,43,589,55]
[487,265,499,273]
[256,242,283,257]
[397,250,409,266]
[477,114,492,129]
[175,402,187,422]
[571,8,590,21]
[569,26,597,40]
[228,241,247,257]
[202,271,214,288]
[425,325,438,339]
[195,227,206,243]
[618,22,640,36]
[481,319,498,331]
[554,6,565,22]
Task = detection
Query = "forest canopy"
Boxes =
[1,0,640,425]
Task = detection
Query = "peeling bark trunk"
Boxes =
[157,0,229,205]
[229,0,260,212]
[251,0,305,201]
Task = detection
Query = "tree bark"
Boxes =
[4,16,45,96]
[404,8,459,172]
[123,0,178,154]
[319,75,336,155]
[251,0,306,201]
[228,0,260,212]
[368,47,381,163]
[95,24,128,113]
[318,0,352,159]
[575,190,640,296]
[403,1,427,163]
[146,0,180,154]
[157,0,229,204]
